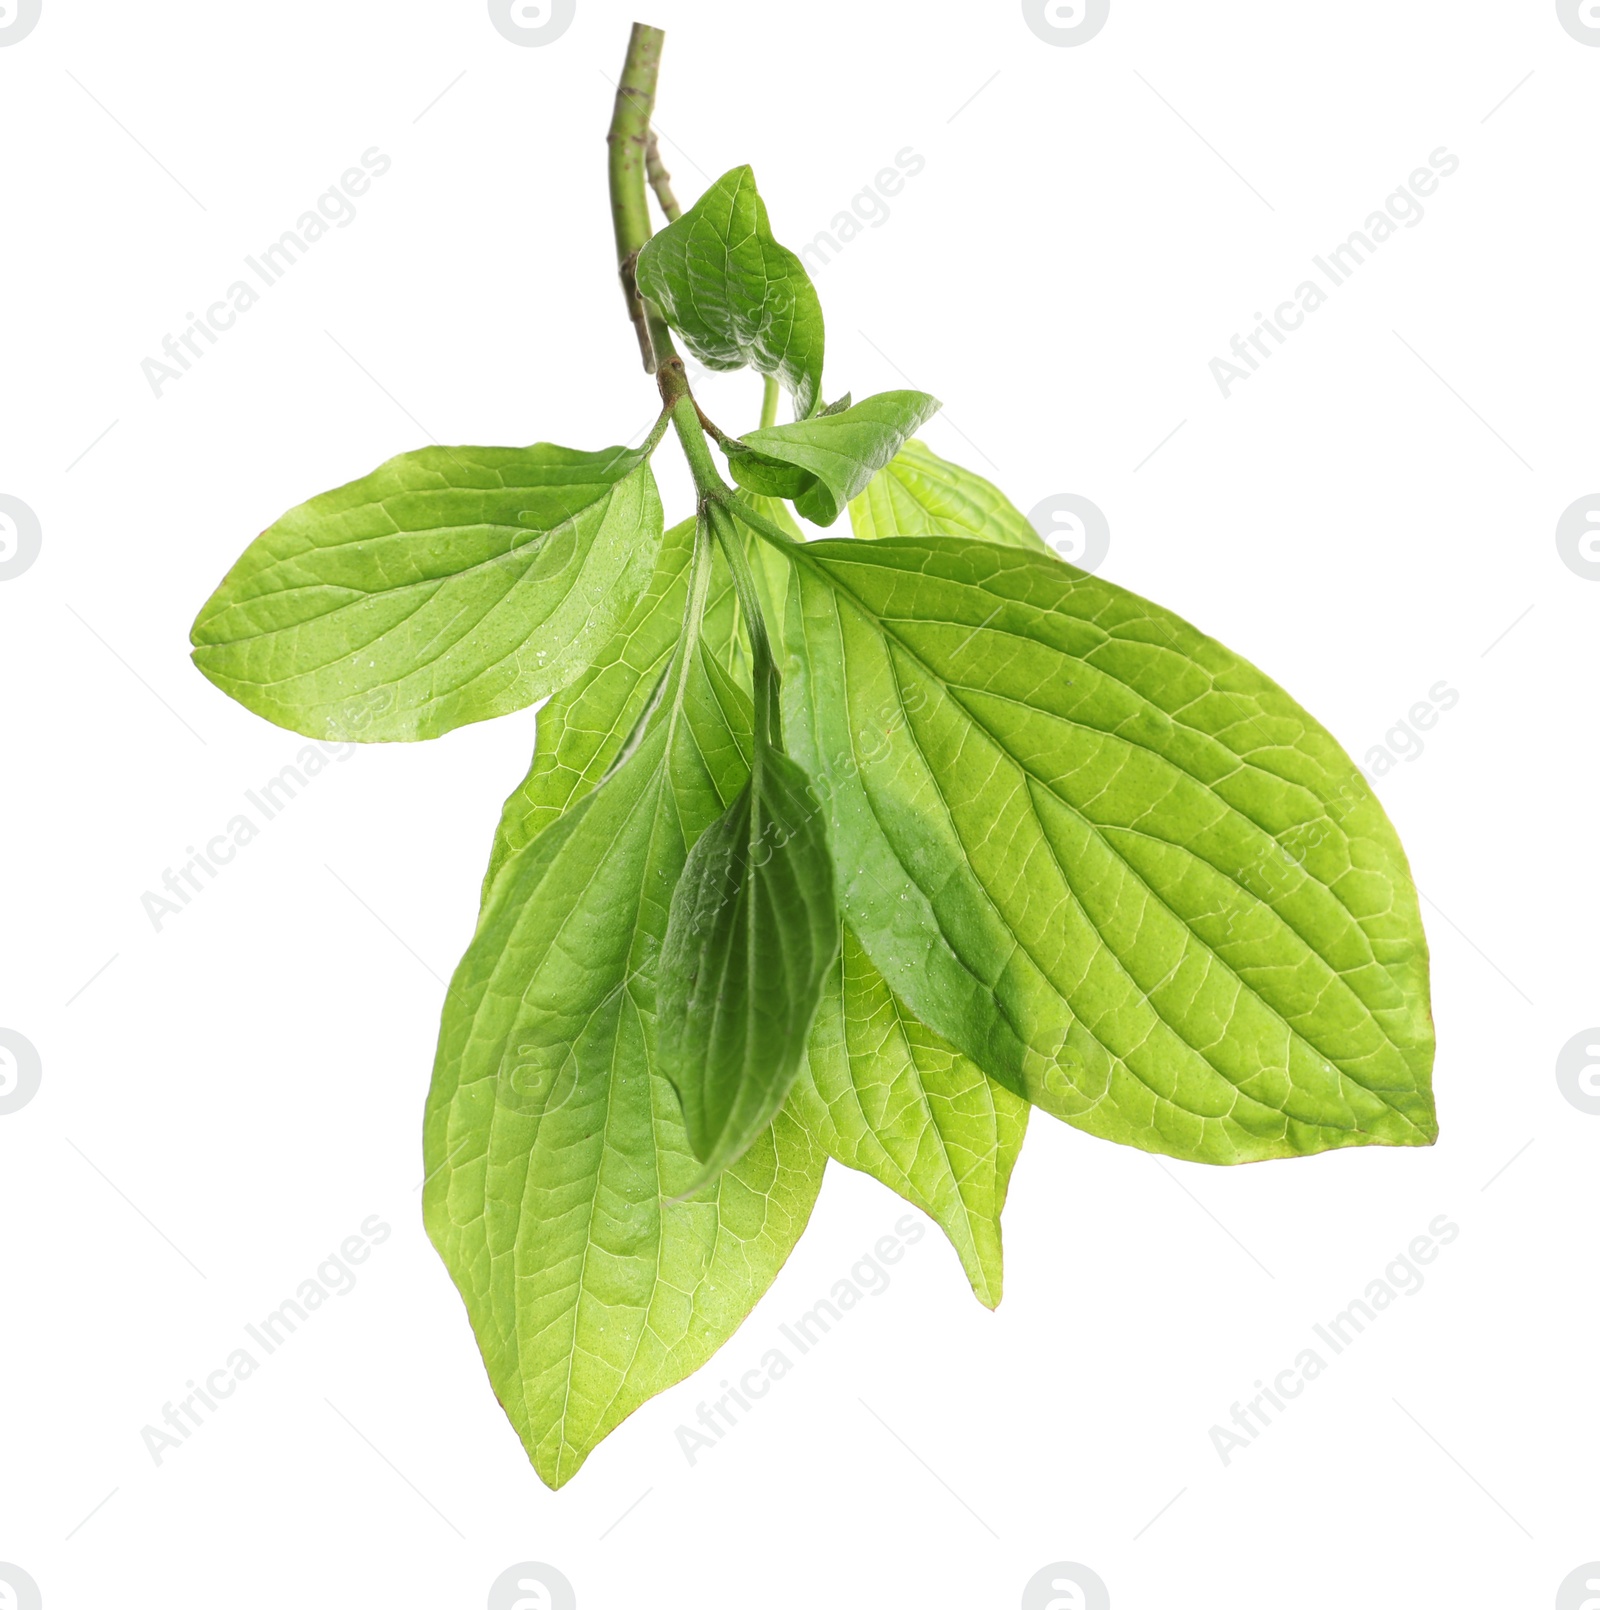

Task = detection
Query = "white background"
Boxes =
[2,2,1596,1606]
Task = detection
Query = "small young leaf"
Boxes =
[849,438,1052,553]
[780,536,1437,1165]
[425,616,824,1488]
[659,744,839,1180]
[635,165,826,419]
[723,391,941,526]
[658,505,838,1180]
[790,927,1028,1307]
[192,443,662,742]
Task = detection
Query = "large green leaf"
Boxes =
[192,444,662,742]
[635,166,825,420]
[776,535,1437,1165]
[425,597,825,1488]
[482,514,697,896]
[849,438,1051,553]
[723,391,941,527]
[790,927,1028,1306]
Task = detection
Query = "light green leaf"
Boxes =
[482,514,697,895]
[778,536,1437,1165]
[635,165,825,419]
[790,927,1028,1307]
[425,603,825,1488]
[724,391,941,527]
[849,438,1052,553]
[482,501,791,901]
[660,742,838,1179]
[191,443,662,742]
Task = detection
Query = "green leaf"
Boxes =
[790,927,1028,1307]
[659,743,838,1179]
[723,391,941,526]
[424,608,825,1489]
[635,165,825,420]
[849,438,1052,553]
[777,535,1437,1165]
[482,499,794,901]
[191,443,662,742]
[482,514,697,895]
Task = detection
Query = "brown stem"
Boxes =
[645,131,682,222]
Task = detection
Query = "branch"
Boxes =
[606,22,678,378]
[645,132,682,222]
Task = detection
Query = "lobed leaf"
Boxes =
[779,536,1437,1165]
[192,443,662,742]
[723,391,941,526]
[790,927,1028,1307]
[635,165,826,419]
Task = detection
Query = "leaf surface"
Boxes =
[482,515,697,894]
[849,438,1051,553]
[635,166,825,419]
[425,606,824,1488]
[790,927,1028,1306]
[779,536,1437,1165]
[659,743,838,1179]
[724,391,941,526]
[482,498,796,900]
[192,444,661,741]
